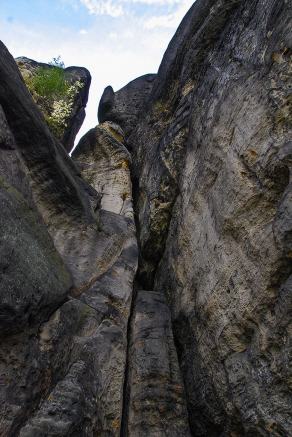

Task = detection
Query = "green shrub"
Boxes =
[27,66,69,98]
[22,58,84,138]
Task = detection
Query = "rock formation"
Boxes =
[16,57,91,152]
[0,0,291,436]
[127,1,292,434]
[98,74,156,139]
[123,290,191,437]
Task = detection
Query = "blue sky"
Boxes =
[0,0,193,142]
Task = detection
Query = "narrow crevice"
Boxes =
[120,281,138,437]
[120,163,143,437]
[122,152,194,437]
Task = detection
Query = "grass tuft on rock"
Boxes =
[21,60,83,138]
[28,66,69,99]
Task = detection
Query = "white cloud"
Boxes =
[126,0,180,4]
[80,0,124,17]
[145,0,194,29]
[109,31,118,39]
[80,0,191,20]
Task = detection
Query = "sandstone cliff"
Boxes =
[0,0,291,436]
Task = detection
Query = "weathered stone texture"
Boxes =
[73,121,133,219]
[126,0,292,435]
[16,56,91,152]
[0,40,138,436]
[124,290,191,437]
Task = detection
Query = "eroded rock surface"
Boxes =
[73,121,133,219]
[124,290,191,437]
[19,207,138,436]
[127,0,292,435]
[16,56,91,152]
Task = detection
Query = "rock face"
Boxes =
[123,290,191,437]
[127,0,292,435]
[72,121,133,218]
[19,205,138,436]
[0,0,291,436]
[98,74,156,138]
[16,56,91,152]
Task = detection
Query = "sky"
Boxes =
[0,0,194,143]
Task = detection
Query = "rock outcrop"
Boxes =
[16,57,91,152]
[0,0,291,436]
[72,121,133,218]
[98,74,156,139]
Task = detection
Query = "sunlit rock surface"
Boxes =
[73,121,134,219]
